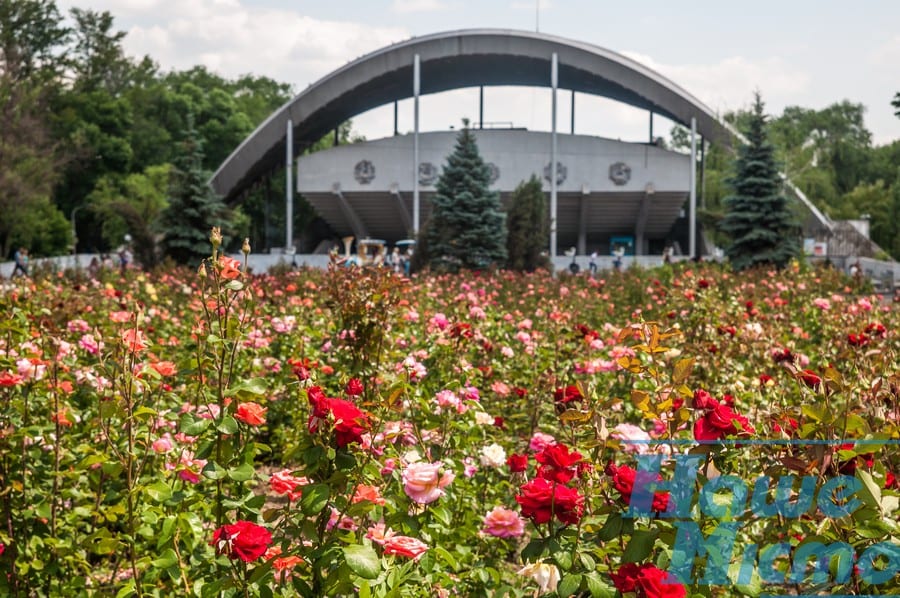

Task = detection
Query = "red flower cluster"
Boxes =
[515,477,584,525]
[210,520,272,562]
[799,369,822,389]
[307,386,369,447]
[692,389,754,442]
[605,463,669,512]
[515,441,585,525]
[534,444,583,483]
[611,563,686,598]
[865,322,887,337]
[771,347,794,364]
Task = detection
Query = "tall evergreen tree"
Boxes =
[720,93,800,270]
[425,121,507,271]
[159,118,233,265]
[506,175,549,271]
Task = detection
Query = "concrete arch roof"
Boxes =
[210,28,734,202]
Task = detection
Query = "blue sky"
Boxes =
[58,0,900,144]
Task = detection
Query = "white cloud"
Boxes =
[869,34,900,65]
[620,51,810,118]
[391,0,448,13]
[61,0,408,91]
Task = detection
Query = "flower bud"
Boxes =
[209,227,222,249]
[198,263,208,279]
[242,238,251,256]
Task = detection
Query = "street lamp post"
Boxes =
[71,205,83,269]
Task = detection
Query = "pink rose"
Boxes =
[402,461,454,504]
[482,506,525,538]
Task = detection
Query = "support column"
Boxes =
[479,86,484,129]
[570,90,575,134]
[578,184,589,255]
[413,54,420,236]
[700,137,706,209]
[550,52,558,258]
[286,119,293,252]
[689,116,697,259]
[649,111,654,143]
[334,127,340,146]
[393,101,398,136]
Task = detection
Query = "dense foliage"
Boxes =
[2,243,899,596]
[721,94,801,270]
[424,123,507,271]
[505,175,550,272]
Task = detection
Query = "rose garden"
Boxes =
[1,240,898,597]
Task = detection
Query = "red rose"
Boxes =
[635,563,687,598]
[307,387,369,447]
[345,378,364,396]
[799,369,822,389]
[865,322,886,337]
[605,463,669,512]
[211,520,272,562]
[847,333,869,347]
[515,478,584,525]
[535,443,583,484]
[772,348,794,364]
[507,453,528,473]
[554,385,583,404]
[691,389,717,410]
[611,563,641,593]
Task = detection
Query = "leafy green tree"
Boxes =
[159,121,234,265]
[892,92,899,119]
[88,164,170,267]
[0,0,70,83]
[720,93,800,270]
[424,121,507,271]
[68,8,132,93]
[506,175,549,271]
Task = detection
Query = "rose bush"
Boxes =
[0,244,898,597]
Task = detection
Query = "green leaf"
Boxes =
[521,538,546,561]
[227,463,255,482]
[202,462,227,480]
[596,512,623,542]
[180,414,211,436]
[145,481,172,503]
[300,484,330,515]
[343,544,381,580]
[558,573,582,597]
[584,572,616,598]
[226,377,268,399]
[856,470,882,513]
[152,548,178,569]
[622,529,658,563]
[217,415,239,434]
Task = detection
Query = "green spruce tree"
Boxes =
[506,175,549,271]
[160,117,233,265]
[721,93,800,270]
[425,121,507,271]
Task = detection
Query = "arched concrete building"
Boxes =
[210,29,829,257]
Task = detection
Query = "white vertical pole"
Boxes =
[286,118,293,251]
[413,54,420,236]
[550,52,558,258]
[689,116,697,259]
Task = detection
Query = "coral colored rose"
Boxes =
[122,328,147,352]
[235,402,267,426]
[150,361,177,376]
[269,469,309,500]
[507,453,528,473]
[0,371,23,386]
[382,535,428,560]
[352,484,385,505]
[515,477,584,525]
[210,520,272,562]
[402,462,454,504]
[482,506,525,538]
[218,255,242,279]
[535,443,583,484]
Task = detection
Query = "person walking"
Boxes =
[11,247,29,278]
[589,250,598,275]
